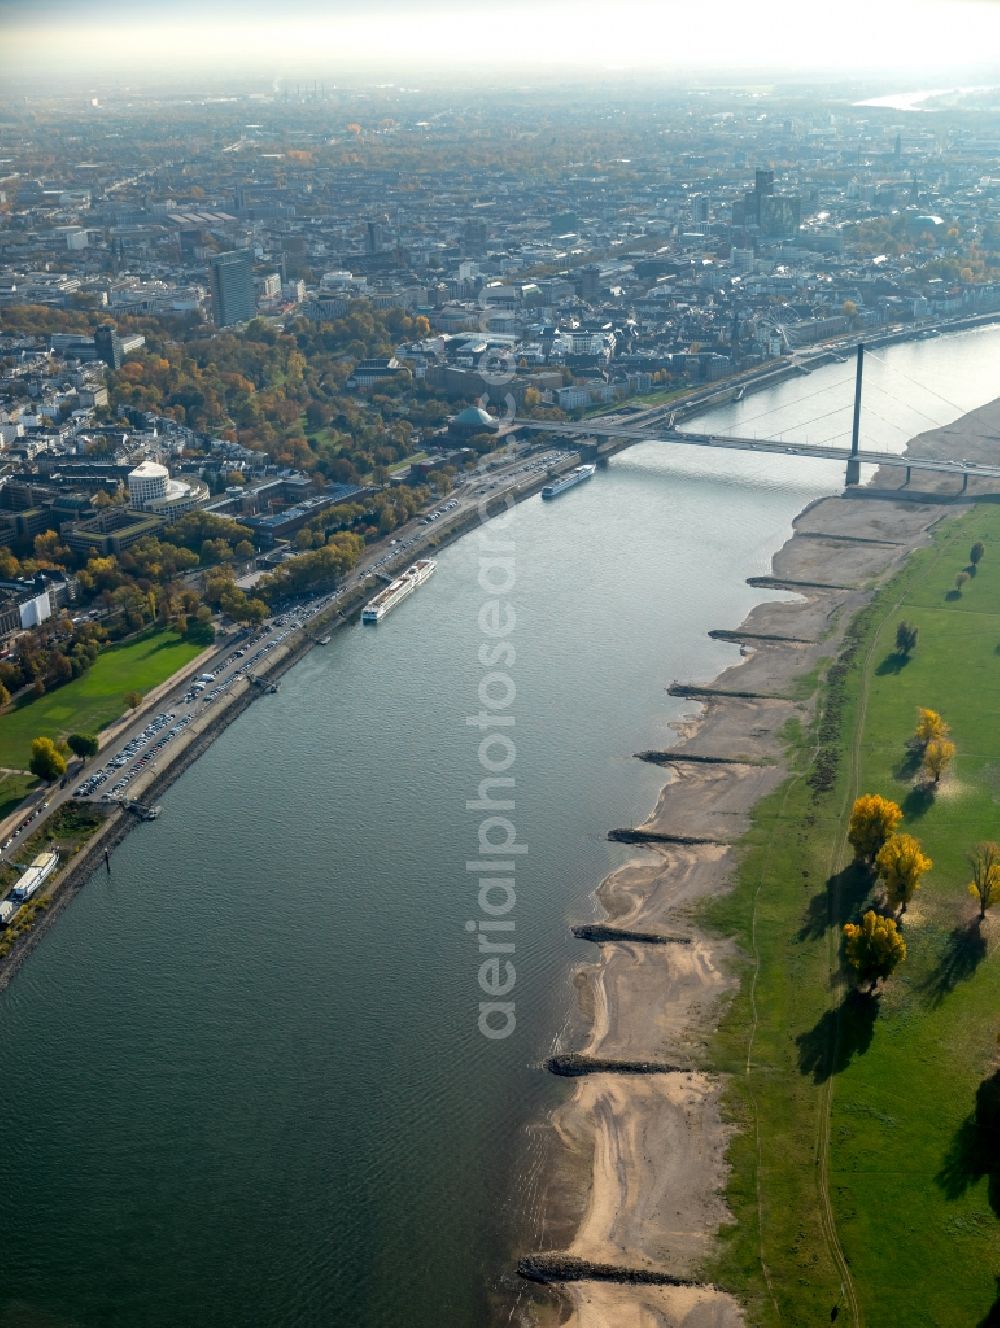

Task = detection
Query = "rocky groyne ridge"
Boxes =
[545,1053,694,1077]
[571,923,691,945]
[518,1254,704,1287]
[666,682,789,702]
[607,828,725,846]
[635,750,759,768]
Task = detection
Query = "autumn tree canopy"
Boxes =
[29,736,67,782]
[914,708,949,748]
[843,910,907,991]
[848,794,903,865]
[967,842,1000,922]
[923,738,956,786]
[875,833,932,916]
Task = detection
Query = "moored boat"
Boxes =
[362,559,437,622]
[541,464,596,500]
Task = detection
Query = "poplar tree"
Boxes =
[848,794,903,865]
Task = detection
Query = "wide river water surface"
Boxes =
[2,327,999,1327]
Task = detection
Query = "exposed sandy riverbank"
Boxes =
[521,397,1000,1326]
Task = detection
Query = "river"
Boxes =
[1,325,999,1328]
[853,85,991,112]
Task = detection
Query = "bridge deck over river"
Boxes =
[513,341,1000,488]
[513,418,1000,482]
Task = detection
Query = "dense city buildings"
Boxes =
[0,77,999,661]
[1,81,997,404]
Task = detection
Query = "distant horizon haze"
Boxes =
[2,0,1000,82]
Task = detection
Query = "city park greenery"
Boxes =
[0,300,488,486]
[67,732,99,760]
[705,507,1000,1325]
[0,628,202,774]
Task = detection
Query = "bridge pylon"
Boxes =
[845,342,864,488]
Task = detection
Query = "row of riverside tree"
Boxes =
[841,696,981,989]
[28,736,67,782]
[847,792,933,908]
[952,540,985,598]
[27,732,98,785]
[913,707,956,784]
[968,842,1000,922]
[844,794,912,988]
[843,911,907,992]
[843,795,931,989]
[895,621,918,657]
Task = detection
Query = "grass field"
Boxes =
[0,770,38,820]
[299,414,345,456]
[389,450,429,473]
[706,506,1000,1327]
[0,629,203,772]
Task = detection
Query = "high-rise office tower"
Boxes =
[759,194,802,238]
[209,250,256,327]
[577,263,602,301]
[744,168,780,227]
[462,217,488,256]
[365,220,386,255]
[93,324,123,370]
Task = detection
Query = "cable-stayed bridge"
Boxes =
[513,344,1000,490]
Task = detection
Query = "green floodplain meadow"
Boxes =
[707,503,1000,1327]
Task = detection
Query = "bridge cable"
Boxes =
[863,384,949,425]
[724,378,856,432]
[864,350,968,417]
[858,403,915,437]
[858,380,949,430]
[712,372,857,434]
[860,387,945,432]
[812,427,852,448]
[784,402,857,439]
[809,399,939,449]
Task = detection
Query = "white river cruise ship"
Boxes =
[361,559,437,623]
[541,463,596,500]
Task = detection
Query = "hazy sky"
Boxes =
[2,0,1000,81]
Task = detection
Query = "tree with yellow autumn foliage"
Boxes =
[967,842,1000,923]
[848,794,904,865]
[914,708,950,748]
[843,910,907,991]
[923,738,956,786]
[875,833,932,916]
